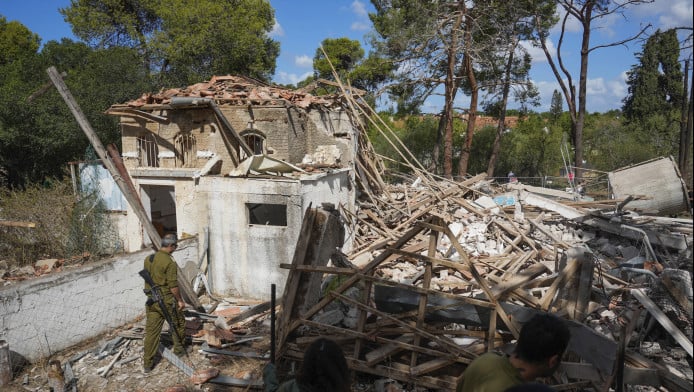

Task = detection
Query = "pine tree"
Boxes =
[549,89,563,122]
[623,29,683,122]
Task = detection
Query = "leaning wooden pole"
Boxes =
[46,66,203,310]
[46,66,162,249]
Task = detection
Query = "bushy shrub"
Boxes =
[0,177,120,267]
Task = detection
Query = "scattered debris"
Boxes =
[274,171,692,391]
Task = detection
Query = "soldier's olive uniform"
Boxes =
[143,250,186,369]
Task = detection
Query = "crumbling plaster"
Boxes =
[0,238,197,362]
[198,169,354,299]
[119,105,356,175]
[114,92,359,300]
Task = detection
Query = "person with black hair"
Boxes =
[457,313,570,392]
[263,338,351,392]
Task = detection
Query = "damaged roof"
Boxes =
[109,75,349,110]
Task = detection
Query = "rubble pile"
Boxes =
[275,172,693,391]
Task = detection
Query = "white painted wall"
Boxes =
[201,169,354,300]
[0,239,197,362]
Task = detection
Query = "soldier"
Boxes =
[458,313,570,392]
[142,234,187,373]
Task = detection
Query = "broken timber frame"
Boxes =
[46,66,202,311]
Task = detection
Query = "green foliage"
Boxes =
[369,0,457,113]
[621,29,683,160]
[314,38,364,82]
[310,37,392,98]
[0,34,152,188]
[0,16,40,65]
[61,0,280,84]
[584,111,666,170]
[549,89,563,123]
[623,29,683,121]
[369,114,466,174]
[496,114,564,178]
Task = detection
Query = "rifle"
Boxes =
[139,267,185,348]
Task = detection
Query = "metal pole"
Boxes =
[270,283,276,364]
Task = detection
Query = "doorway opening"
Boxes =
[141,185,177,243]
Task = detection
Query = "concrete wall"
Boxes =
[608,156,691,215]
[0,238,197,362]
[201,169,354,300]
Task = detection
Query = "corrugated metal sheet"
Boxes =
[607,156,690,215]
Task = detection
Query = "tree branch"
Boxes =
[588,23,651,53]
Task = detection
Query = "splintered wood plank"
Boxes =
[499,250,535,282]
[422,221,520,338]
[486,308,497,352]
[330,291,476,359]
[287,222,428,335]
[0,221,36,228]
[388,248,471,279]
[300,319,467,364]
[540,259,580,311]
[276,207,317,349]
[347,358,459,391]
[410,224,437,368]
[492,262,548,300]
[352,278,373,359]
[411,357,455,376]
[365,334,414,366]
[529,214,571,249]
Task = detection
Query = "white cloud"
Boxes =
[635,0,693,29]
[276,71,313,86]
[607,72,628,99]
[351,1,368,18]
[532,79,562,111]
[586,78,607,95]
[658,1,694,28]
[351,21,370,31]
[520,39,555,63]
[531,74,628,113]
[269,20,284,37]
[349,1,371,31]
[295,55,313,68]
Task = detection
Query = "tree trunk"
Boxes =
[574,7,593,183]
[457,17,477,178]
[431,117,443,173]
[679,60,690,174]
[486,41,517,177]
[441,2,464,179]
[685,72,693,183]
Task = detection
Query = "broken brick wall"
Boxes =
[118,105,356,175]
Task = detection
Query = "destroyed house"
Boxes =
[105,75,358,299]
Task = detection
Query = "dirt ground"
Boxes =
[3,310,274,392]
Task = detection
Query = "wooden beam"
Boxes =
[0,221,36,228]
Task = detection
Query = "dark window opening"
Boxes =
[240,128,266,159]
[137,134,159,167]
[244,134,264,155]
[247,203,287,226]
[175,132,197,168]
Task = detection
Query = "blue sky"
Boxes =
[2,0,692,113]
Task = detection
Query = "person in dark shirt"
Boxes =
[264,338,351,392]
